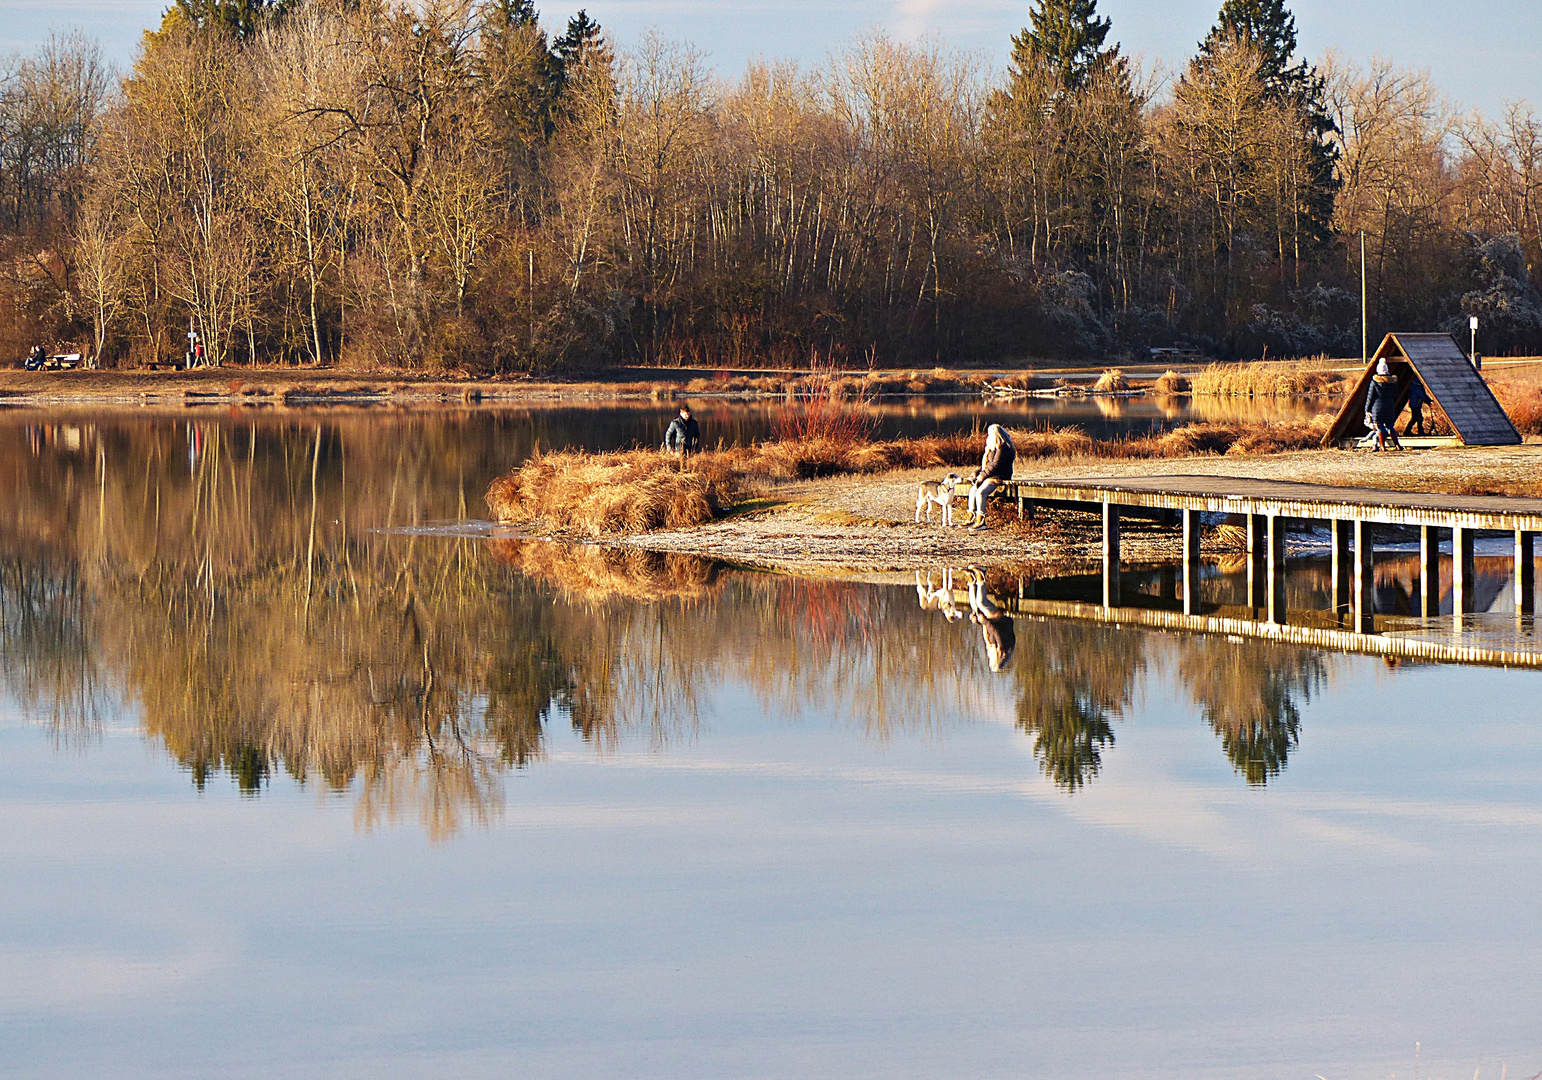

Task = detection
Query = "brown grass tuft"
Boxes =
[1094,368,1129,393]
[486,450,733,536]
[1153,369,1189,395]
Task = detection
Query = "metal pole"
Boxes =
[1360,231,1368,365]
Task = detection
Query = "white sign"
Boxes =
[1470,315,1479,331]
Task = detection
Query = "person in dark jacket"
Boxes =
[1403,376,1430,436]
[662,407,701,453]
[1364,359,1401,450]
[23,344,43,370]
[965,424,1014,529]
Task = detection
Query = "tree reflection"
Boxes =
[1013,623,1146,792]
[1177,639,1328,785]
[0,413,1351,836]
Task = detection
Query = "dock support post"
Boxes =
[1182,507,1202,615]
[1453,526,1476,616]
[1352,519,1375,633]
[1331,519,1352,617]
[1420,525,1441,618]
[1248,514,1269,611]
[1266,514,1286,624]
[1102,500,1121,608]
[1516,530,1535,615]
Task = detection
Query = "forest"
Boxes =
[1,0,1541,370]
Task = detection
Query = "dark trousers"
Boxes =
[1404,404,1425,436]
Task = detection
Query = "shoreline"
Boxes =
[603,445,1542,574]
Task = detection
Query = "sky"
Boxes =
[2,0,1537,117]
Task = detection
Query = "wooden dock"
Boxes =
[1000,474,1541,632]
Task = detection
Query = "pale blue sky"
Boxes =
[3,0,1537,116]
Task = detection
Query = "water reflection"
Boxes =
[1,410,1488,839]
[1178,639,1326,785]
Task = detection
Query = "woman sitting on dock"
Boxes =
[964,424,1015,530]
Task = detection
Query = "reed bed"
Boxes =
[1191,359,1346,398]
[486,416,1334,536]
[1153,369,1189,395]
[682,367,982,398]
[1488,371,1542,435]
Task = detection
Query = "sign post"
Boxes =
[1469,315,1480,371]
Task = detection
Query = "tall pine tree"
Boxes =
[1195,0,1339,254]
[173,0,289,42]
[1198,0,1305,96]
[1010,0,1113,91]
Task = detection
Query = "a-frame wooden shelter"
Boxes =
[1323,332,1521,446]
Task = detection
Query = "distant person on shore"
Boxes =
[965,424,1014,530]
[24,344,43,370]
[1403,376,1430,436]
[966,567,1015,672]
[662,406,701,454]
[1364,358,1401,450]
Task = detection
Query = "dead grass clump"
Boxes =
[1209,522,1249,550]
[1191,360,1346,398]
[1094,368,1129,393]
[487,450,732,536]
[1153,369,1189,395]
[1012,427,1099,458]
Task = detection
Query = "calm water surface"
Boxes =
[2,410,1538,1080]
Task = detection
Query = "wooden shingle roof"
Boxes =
[1323,333,1521,446]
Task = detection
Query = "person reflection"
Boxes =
[966,568,1015,671]
[1177,639,1327,785]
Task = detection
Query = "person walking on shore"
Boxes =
[662,406,701,462]
[965,424,1014,530]
[1404,377,1430,436]
[1364,359,1401,450]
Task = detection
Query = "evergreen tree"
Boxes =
[1195,0,1339,252]
[550,9,604,88]
[1010,0,1113,91]
[173,0,289,42]
[1197,0,1305,97]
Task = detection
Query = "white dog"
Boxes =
[915,473,963,526]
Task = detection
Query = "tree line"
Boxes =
[3,0,1541,370]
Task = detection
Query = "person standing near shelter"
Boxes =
[1364,358,1401,450]
[965,424,1015,530]
[1403,376,1430,436]
[662,406,701,456]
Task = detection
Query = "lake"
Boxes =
[2,407,1538,1080]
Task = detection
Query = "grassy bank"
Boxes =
[486,419,1332,537]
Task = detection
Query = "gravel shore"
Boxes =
[623,444,1542,573]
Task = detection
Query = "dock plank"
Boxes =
[1003,474,1542,530]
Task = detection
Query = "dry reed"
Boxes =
[1094,368,1129,393]
[1191,359,1346,398]
[1153,369,1189,395]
